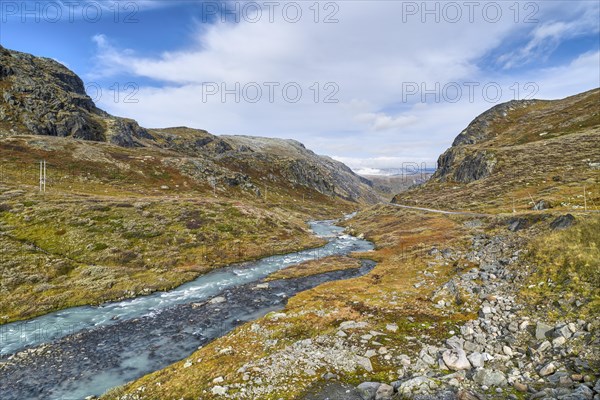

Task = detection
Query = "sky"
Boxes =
[1,0,599,173]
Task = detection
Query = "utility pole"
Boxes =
[39,160,46,192]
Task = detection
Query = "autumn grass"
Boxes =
[0,134,363,323]
[520,214,600,321]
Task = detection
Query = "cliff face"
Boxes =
[0,45,378,203]
[428,89,599,184]
[0,45,151,147]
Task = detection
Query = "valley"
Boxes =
[0,44,598,400]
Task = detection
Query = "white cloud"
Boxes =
[91,1,600,169]
[355,113,418,132]
[498,1,600,69]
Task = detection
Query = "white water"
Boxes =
[0,220,373,356]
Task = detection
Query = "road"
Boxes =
[386,203,493,217]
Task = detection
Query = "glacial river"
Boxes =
[0,218,375,400]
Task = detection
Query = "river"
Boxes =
[0,219,375,399]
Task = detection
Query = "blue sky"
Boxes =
[1,0,599,173]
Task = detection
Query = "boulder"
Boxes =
[356,382,380,400]
[539,362,556,377]
[536,322,554,340]
[398,376,437,395]
[550,214,575,230]
[375,384,394,400]
[473,369,507,387]
[442,348,472,371]
[356,356,373,372]
[467,352,485,368]
[508,218,528,232]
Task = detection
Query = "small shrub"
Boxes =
[92,242,109,251]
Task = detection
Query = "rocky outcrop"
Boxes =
[435,149,497,184]
[0,45,149,145]
[451,100,539,146]
[398,89,599,192]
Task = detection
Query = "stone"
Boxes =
[468,352,485,368]
[211,386,227,395]
[421,353,435,365]
[503,346,513,356]
[375,383,394,400]
[398,354,411,366]
[457,390,482,400]
[447,336,465,350]
[553,336,566,347]
[513,382,528,392]
[209,296,226,304]
[558,376,573,387]
[473,369,508,387]
[464,341,479,352]
[547,372,570,386]
[337,330,347,338]
[537,341,552,353]
[550,214,575,230]
[558,325,573,339]
[480,306,493,317]
[508,218,528,232]
[340,321,368,330]
[386,324,398,332]
[254,283,269,290]
[442,348,472,371]
[398,377,437,395]
[539,362,556,377]
[322,372,339,381]
[533,200,549,210]
[536,322,554,340]
[572,384,594,399]
[357,382,381,400]
[356,356,373,372]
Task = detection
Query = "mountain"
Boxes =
[0,45,378,323]
[0,45,378,204]
[393,88,600,211]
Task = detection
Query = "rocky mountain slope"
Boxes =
[394,89,600,212]
[0,44,377,204]
[0,45,379,323]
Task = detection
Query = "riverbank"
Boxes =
[0,219,375,399]
[101,206,599,399]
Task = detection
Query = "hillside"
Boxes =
[393,89,600,212]
[0,45,378,322]
[0,45,377,204]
